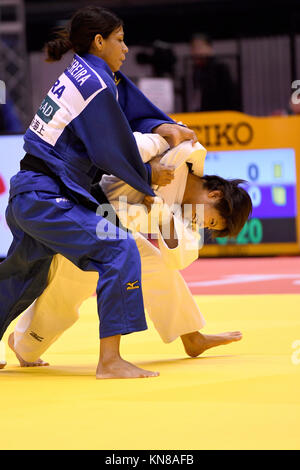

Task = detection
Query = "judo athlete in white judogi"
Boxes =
[10,134,251,366]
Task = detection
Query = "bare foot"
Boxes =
[8,333,49,367]
[0,362,6,369]
[181,331,243,358]
[96,357,159,379]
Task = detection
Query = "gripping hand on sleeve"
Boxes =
[152,123,198,148]
[150,155,175,187]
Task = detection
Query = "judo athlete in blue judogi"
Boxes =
[0,6,196,378]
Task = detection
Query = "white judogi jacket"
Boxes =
[100,133,207,270]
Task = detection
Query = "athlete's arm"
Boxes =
[152,123,198,148]
[118,73,198,146]
[133,132,174,187]
[117,71,176,134]
[70,87,155,197]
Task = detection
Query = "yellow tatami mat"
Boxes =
[1,293,300,450]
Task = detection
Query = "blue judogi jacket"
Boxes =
[10,53,175,204]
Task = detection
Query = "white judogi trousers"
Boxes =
[13,137,207,361]
[13,236,205,361]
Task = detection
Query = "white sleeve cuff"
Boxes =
[133,132,169,162]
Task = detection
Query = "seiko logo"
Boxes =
[191,121,254,147]
[126,280,140,290]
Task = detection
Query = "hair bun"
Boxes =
[45,30,72,62]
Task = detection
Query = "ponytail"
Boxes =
[45,28,72,62]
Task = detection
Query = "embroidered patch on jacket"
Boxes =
[114,76,121,86]
[37,95,60,124]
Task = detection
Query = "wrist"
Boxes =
[152,122,174,134]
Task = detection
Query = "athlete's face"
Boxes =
[187,195,226,231]
[97,26,128,72]
[182,175,226,231]
[201,199,226,231]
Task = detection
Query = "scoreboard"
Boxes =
[204,147,297,244]
[172,111,300,256]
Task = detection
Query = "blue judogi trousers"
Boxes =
[0,189,147,340]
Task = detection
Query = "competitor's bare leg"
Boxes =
[96,335,159,379]
[8,333,49,367]
[181,331,243,357]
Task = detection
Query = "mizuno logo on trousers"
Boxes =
[29,331,44,342]
[126,280,140,290]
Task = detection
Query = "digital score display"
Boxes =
[203,148,297,246]
[171,111,300,256]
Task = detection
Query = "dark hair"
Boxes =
[45,5,123,62]
[201,175,253,239]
